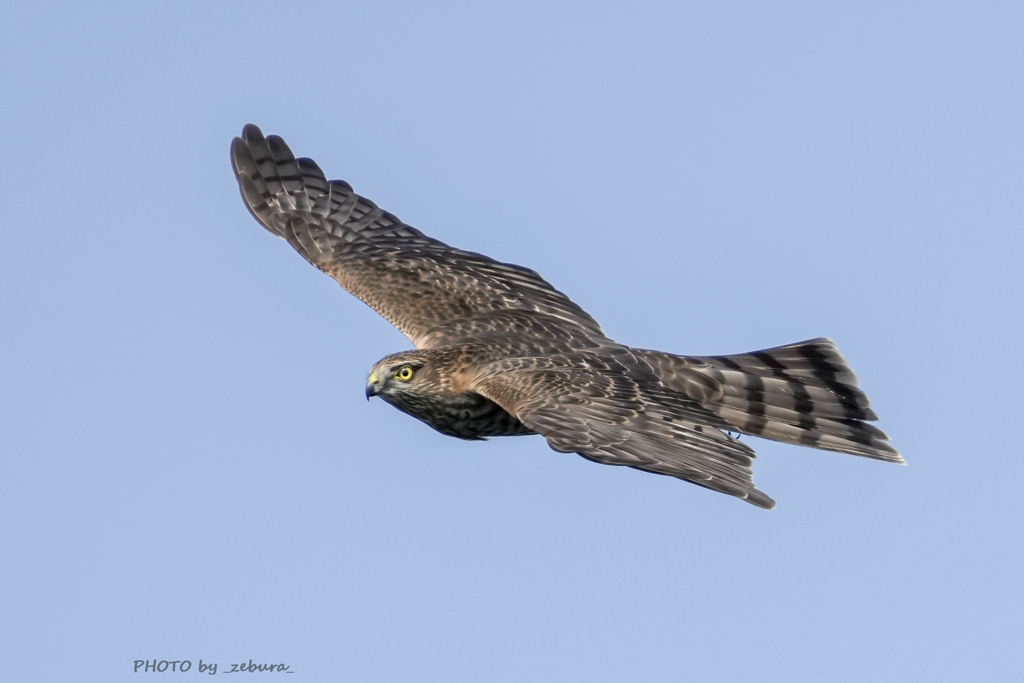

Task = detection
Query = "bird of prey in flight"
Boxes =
[231,124,902,509]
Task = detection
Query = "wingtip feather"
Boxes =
[746,490,777,510]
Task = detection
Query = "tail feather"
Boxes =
[714,395,886,439]
[714,406,901,461]
[692,338,903,464]
[715,375,877,421]
[636,338,903,464]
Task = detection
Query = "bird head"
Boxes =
[365,350,442,404]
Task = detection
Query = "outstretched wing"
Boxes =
[472,358,776,509]
[231,124,604,348]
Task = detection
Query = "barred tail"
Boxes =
[691,338,903,463]
[636,339,903,464]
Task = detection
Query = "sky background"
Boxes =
[1,1,1022,681]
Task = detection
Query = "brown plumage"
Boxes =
[231,124,903,510]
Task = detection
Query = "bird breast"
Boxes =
[386,389,534,440]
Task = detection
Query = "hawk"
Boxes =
[231,124,902,509]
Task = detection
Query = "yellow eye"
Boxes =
[395,366,415,381]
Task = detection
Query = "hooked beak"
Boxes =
[366,372,380,401]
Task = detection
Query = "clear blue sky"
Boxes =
[1,2,1021,681]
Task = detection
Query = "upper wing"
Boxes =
[471,358,776,509]
[231,124,605,348]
